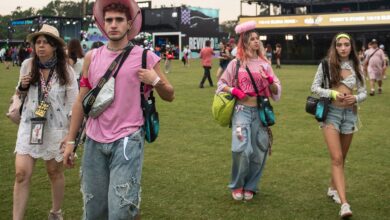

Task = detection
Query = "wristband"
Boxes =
[67,141,75,145]
[152,76,161,86]
[330,90,339,100]
[267,75,274,84]
[18,84,29,91]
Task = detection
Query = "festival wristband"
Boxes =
[330,90,339,100]
[267,75,274,84]
[18,84,29,91]
[152,76,161,86]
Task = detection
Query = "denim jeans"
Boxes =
[229,105,269,193]
[81,128,144,220]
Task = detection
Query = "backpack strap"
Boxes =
[235,59,240,88]
[321,59,330,89]
[140,49,148,97]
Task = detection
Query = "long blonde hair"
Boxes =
[236,31,267,65]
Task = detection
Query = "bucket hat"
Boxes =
[26,24,65,46]
[93,0,142,41]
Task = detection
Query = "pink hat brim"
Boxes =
[93,0,142,41]
[235,21,256,34]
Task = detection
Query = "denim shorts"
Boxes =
[321,104,357,134]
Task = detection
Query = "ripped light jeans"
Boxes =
[81,128,144,220]
[229,104,269,193]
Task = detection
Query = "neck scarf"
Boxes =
[37,55,57,69]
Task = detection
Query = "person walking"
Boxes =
[12,24,78,220]
[63,0,174,219]
[182,45,191,67]
[217,20,281,201]
[265,44,273,64]
[215,41,232,80]
[164,45,174,73]
[199,40,215,88]
[364,39,386,95]
[66,39,85,81]
[311,33,367,218]
[274,43,282,68]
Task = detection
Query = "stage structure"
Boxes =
[240,0,390,64]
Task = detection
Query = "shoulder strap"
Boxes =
[245,66,262,109]
[140,49,150,101]
[321,59,330,89]
[235,59,240,88]
[367,48,380,62]
[83,45,133,115]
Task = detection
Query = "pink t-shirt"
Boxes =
[200,47,214,67]
[217,58,281,101]
[86,45,160,143]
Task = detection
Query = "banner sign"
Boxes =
[240,11,390,28]
[11,20,33,26]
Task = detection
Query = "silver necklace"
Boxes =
[106,45,124,51]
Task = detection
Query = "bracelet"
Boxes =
[18,84,29,91]
[152,76,161,86]
[67,141,75,145]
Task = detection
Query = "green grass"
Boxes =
[1,60,389,219]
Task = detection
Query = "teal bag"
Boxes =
[140,50,159,143]
[258,97,275,127]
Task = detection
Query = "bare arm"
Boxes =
[63,51,92,168]
[138,62,174,102]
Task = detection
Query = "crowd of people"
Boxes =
[5,0,386,219]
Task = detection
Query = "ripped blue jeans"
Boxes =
[81,128,144,220]
[229,105,269,193]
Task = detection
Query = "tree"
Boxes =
[220,20,238,38]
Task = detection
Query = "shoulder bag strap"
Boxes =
[321,59,330,89]
[140,49,150,102]
[83,45,133,114]
[235,59,240,88]
[245,66,262,109]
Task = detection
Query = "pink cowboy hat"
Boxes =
[93,0,142,41]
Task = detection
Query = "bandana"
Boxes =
[37,56,57,69]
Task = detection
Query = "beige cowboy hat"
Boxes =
[26,24,66,46]
[93,0,142,41]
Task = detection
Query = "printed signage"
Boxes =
[240,11,390,28]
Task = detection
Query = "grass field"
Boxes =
[0,60,389,220]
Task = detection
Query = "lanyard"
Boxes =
[38,67,55,102]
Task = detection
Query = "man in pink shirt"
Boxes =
[199,40,215,88]
[63,0,174,219]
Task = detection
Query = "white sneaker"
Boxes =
[339,203,353,218]
[327,187,341,204]
[231,188,244,201]
[244,190,254,200]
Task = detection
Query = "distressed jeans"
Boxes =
[81,129,144,220]
[229,105,269,193]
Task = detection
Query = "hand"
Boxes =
[260,70,274,84]
[63,143,76,169]
[231,88,246,100]
[335,93,345,102]
[20,74,32,88]
[343,94,357,105]
[138,68,159,85]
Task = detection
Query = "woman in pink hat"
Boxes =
[216,21,281,201]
